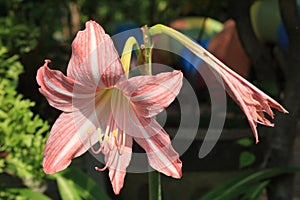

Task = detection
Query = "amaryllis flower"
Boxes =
[151,24,288,143]
[198,58,288,144]
[37,21,183,194]
[214,62,288,143]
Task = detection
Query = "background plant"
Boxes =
[0,46,49,198]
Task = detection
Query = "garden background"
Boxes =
[0,0,299,199]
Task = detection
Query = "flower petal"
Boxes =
[105,134,132,195]
[134,119,182,178]
[43,107,100,174]
[43,113,83,174]
[110,88,182,178]
[116,70,183,118]
[37,60,94,112]
[67,20,124,88]
[215,64,288,143]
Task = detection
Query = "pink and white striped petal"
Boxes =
[134,119,182,178]
[36,60,94,112]
[104,135,133,195]
[110,87,182,178]
[216,63,288,143]
[67,21,125,88]
[116,70,183,118]
[43,107,100,174]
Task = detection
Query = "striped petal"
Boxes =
[36,60,94,112]
[216,63,288,143]
[43,105,101,174]
[134,119,182,178]
[67,20,125,88]
[116,70,183,118]
[110,89,182,178]
[105,135,132,195]
[43,114,84,174]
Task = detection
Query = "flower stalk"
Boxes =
[141,25,153,75]
[141,25,162,200]
[149,170,162,200]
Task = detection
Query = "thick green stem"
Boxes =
[141,25,162,200]
[148,170,162,200]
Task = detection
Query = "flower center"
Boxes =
[87,87,129,171]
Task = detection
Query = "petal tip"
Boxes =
[162,159,182,179]
[43,159,69,175]
[44,59,51,65]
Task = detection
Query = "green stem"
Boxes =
[141,25,153,75]
[148,170,162,200]
[141,25,162,200]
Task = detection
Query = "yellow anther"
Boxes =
[112,130,118,138]
[87,128,92,134]
[105,135,109,142]
[97,128,103,142]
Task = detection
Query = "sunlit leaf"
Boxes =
[53,166,111,200]
[4,188,51,200]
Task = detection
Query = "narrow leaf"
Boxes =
[56,174,81,200]
[57,166,111,200]
[200,167,300,200]
[242,180,269,200]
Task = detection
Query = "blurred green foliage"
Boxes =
[200,167,300,200]
[0,46,50,198]
[236,138,256,169]
[51,166,111,200]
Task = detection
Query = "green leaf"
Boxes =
[239,151,256,169]
[200,167,300,200]
[236,138,253,147]
[54,166,111,200]
[56,175,81,200]
[5,188,51,200]
[242,180,269,200]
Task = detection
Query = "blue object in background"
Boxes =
[180,39,210,75]
[111,22,143,56]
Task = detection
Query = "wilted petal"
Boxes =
[67,20,125,88]
[117,70,183,118]
[149,24,288,143]
[217,64,288,143]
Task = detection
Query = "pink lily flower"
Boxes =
[216,63,289,143]
[150,24,288,144]
[198,51,288,143]
[37,21,183,194]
